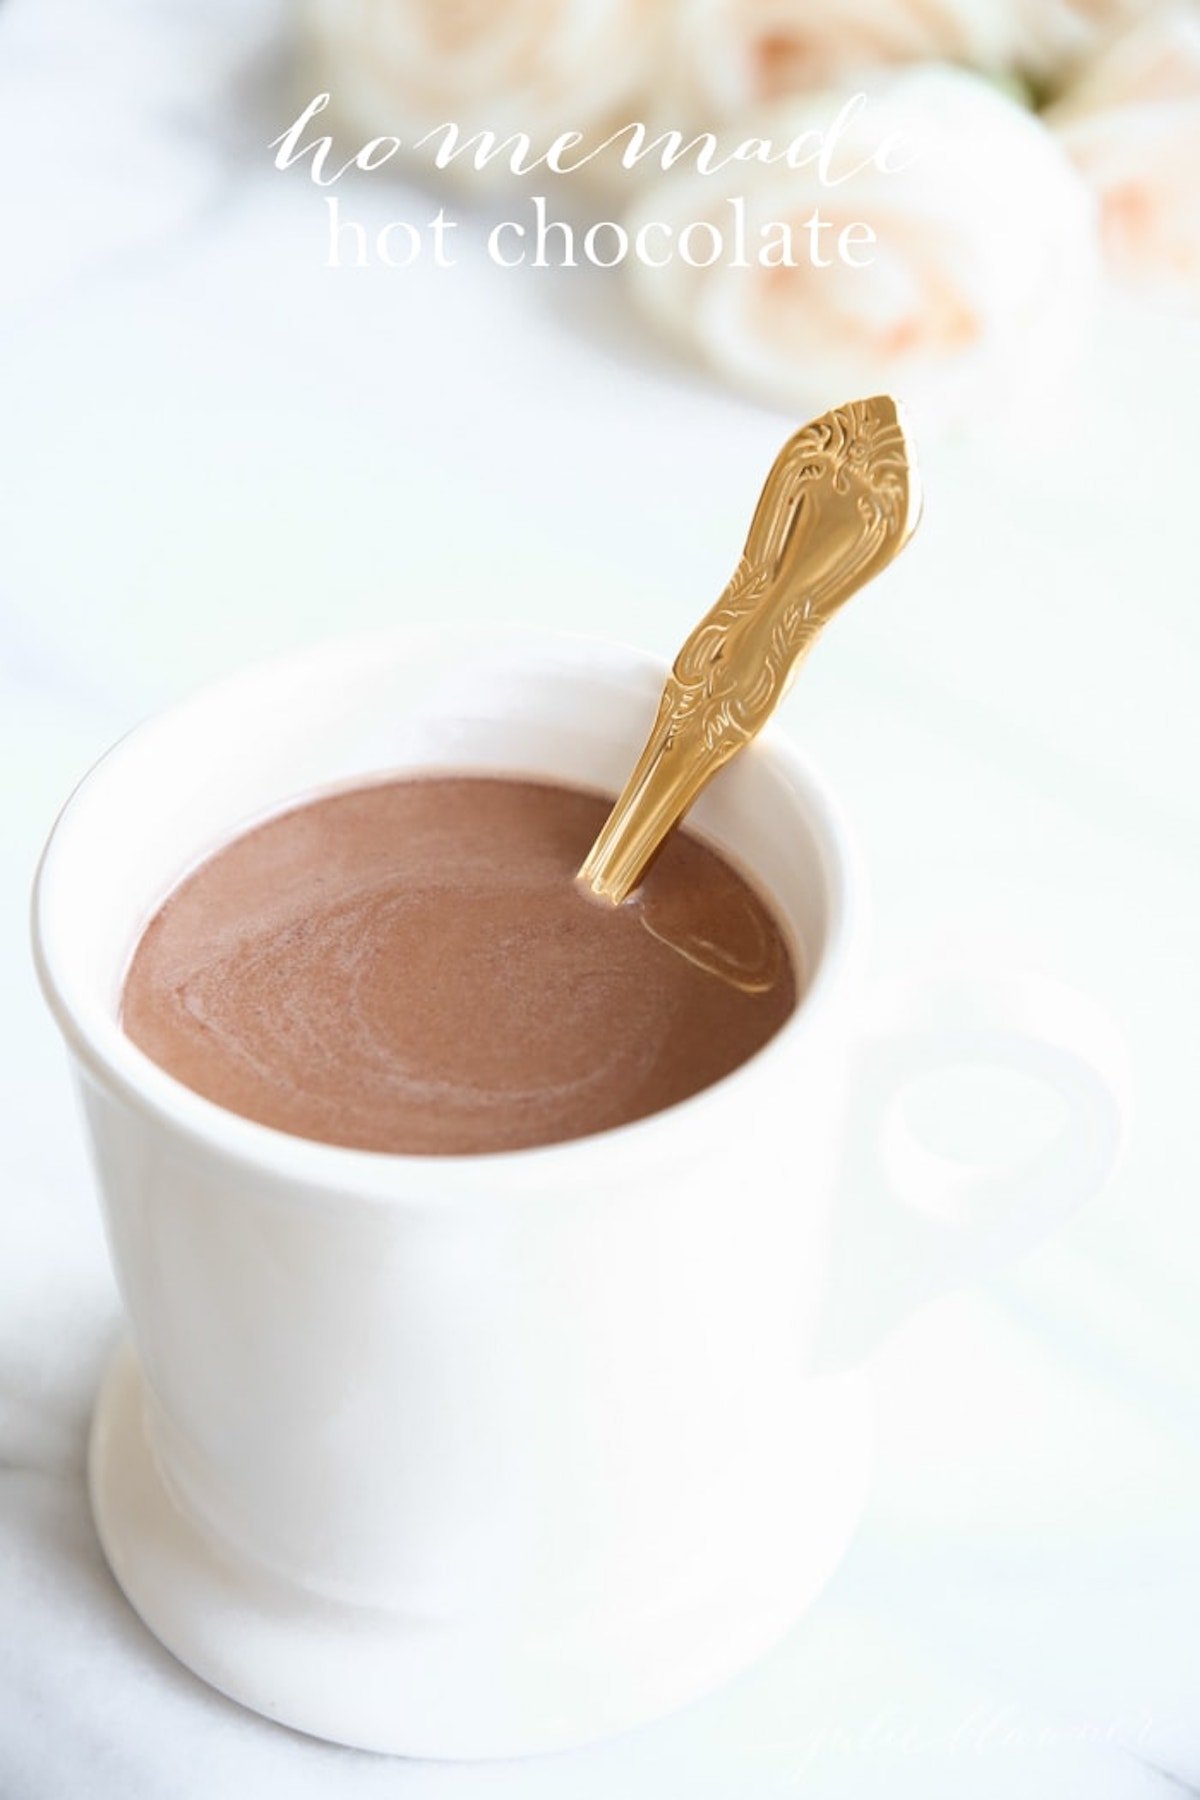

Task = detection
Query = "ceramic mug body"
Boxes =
[33,628,877,1756]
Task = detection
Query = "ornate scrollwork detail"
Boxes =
[578,396,920,903]
[662,397,915,759]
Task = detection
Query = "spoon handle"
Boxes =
[578,395,921,905]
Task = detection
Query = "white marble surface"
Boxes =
[3,2,1200,1794]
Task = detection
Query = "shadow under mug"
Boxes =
[31,627,1125,1758]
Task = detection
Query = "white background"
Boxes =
[2,2,1198,1795]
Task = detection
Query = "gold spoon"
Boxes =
[578,395,922,906]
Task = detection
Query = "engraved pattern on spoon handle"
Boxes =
[579,396,921,904]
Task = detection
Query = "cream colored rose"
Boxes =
[626,66,1099,435]
[1048,4,1200,310]
[652,0,1159,131]
[1005,0,1157,88]
[655,0,1016,128]
[303,0,666,154]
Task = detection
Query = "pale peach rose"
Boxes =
[303,0,667,156]
[1006,0,1157,88]
[626,66,1099,435]
[1048,5,1200,309]
[653,0,1159,130]
[655,0,1014,128]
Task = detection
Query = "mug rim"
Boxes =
[31,625,861,1203]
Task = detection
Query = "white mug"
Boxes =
[32,628,1125,1758]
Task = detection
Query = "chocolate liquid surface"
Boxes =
[121,778,798,1155]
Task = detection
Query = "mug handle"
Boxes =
[817,968,1130,1369]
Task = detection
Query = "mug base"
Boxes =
[89,1342,872,1759]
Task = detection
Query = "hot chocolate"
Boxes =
[121,777,798,1154]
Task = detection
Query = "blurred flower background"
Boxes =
[305,0,1200,431]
